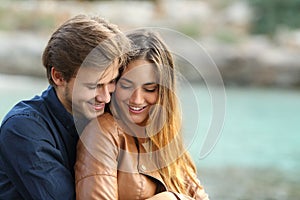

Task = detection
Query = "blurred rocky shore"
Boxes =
[1,0,300,88]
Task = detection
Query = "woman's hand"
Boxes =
[145,191,178,200]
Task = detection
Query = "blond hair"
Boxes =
[112,29,202,195]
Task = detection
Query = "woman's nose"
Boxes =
[130,88,144,105]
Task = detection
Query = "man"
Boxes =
[0,15,129,199]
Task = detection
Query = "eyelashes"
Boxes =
[119,83,158,93]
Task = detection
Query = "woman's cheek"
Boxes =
[115,88,130,102]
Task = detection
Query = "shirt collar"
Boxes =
[43,85,76,132]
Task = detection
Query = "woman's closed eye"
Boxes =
[119,81,133,89]
[143,84,158,92]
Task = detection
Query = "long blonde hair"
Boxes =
[112,29,202,195]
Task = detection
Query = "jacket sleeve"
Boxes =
[75,116,119,200]
[0,115,75,200]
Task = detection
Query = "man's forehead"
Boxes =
[76,59,119,84]
[99,60,119,81]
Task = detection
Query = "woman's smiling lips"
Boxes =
[128,105,146,114]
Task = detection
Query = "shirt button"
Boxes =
[139,164,146,172]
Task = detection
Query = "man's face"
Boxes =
[59,60,119,120]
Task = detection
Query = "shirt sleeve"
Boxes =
[75,116,119,200]
[0,115,75,200]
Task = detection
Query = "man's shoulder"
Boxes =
[2,96,45,122]
[0,89,54,137]
[1,86,56,127]
[0,98,61,145]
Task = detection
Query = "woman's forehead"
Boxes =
[122,60,157,84]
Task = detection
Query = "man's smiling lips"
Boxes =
[89,102,105,111]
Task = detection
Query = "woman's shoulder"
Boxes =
[80,113,120,144]
[97,112,117,128]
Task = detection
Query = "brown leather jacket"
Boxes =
[75,113,209,200]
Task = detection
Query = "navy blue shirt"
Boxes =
[0,86,79,199]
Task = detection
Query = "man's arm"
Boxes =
[0,115,75,199]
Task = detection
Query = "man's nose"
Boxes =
[95,85,111,103]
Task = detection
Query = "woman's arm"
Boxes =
[145,189,209,200]
[75,116,119,200]
[146,191,178,200]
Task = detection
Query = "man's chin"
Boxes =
[87,110,105,120]
[73,110,103,121]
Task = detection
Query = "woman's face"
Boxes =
[115,59,159,126]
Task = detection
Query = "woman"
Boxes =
[75,29,209,200]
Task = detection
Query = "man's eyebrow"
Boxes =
[82,81,98,86]
[83,81,105,87]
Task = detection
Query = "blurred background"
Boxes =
[0,0,300,199]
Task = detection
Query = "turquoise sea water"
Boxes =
[182,84,300,200]
[1,74,300,199]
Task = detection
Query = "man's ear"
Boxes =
[51,67,65,86]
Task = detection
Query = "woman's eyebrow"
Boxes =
[119,77,133,83]
[144,82,157,86]
[119,77,157,85]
